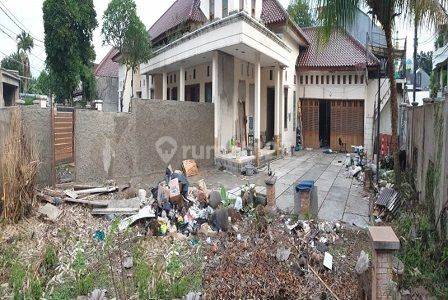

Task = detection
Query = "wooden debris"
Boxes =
[182,159,199,177]
[64,186,117,199]
[63,198,108,207]
[91,207,140,215]
[73,184,99,191]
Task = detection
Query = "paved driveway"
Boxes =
[189,150,371,227]
[269,151,371,227]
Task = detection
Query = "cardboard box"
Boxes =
[182,159,199,177]
[169,178,183,206]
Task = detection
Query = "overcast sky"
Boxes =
[0,0,436,78]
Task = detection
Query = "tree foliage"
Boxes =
[17,31,34,53]
[0,53,23,75]
[287,0,315,27]
[16,31,34,92]
[31,69,53,95]
[417,51,433,75]
[43,0,97,104]
[102,0,152,109]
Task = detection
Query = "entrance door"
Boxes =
[301,99,319,148]
[319,100,331,148]
[330,100,364,149]
[237,80,247,147]
[185,84,200,102]
[266,87,275,143]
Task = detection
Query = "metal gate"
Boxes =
[53,108,74,163]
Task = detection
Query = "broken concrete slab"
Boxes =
[108,197,141,209]
[38,203,62,221]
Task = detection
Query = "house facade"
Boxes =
[0,68,20,107]
[94,48,120,112]
[117,0,402,163]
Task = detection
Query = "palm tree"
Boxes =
[16,31,34,92]
[314,0,447,184]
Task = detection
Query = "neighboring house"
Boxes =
[116,0,403,162]
[345,8,386,48]
[406,68,430,91]
[431,33,448,98]
[94,48,120,112]
[110,50,142,112]
[0,68,20,107]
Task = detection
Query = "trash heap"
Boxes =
[134,164,268,238]
[36,160,270,241]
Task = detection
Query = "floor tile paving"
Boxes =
[189,150,371,227]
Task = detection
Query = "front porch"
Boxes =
[140,12,299,166]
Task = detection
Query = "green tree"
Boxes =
[102,0,152,111]
[80,65,97,103]
[43,0,97,105]
[287,0,315,27]
[0,52,23,75]
[32,69,53,95]
[16,31,34,92]
[417,51,433,75]
[315,0,447,183]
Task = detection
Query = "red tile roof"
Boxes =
[148,0,207,41]
[261,0,288,24]
[94,48,119,78]
[298,27,378,70]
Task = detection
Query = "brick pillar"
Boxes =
[368,226,400,300]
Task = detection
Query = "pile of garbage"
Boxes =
[36,160,269,240]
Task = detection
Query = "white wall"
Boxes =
[281,33,301,148]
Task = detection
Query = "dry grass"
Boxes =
[1,108,40,223]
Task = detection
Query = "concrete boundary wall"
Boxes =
[75,99,214,184]
[0,107,54,189]
[404,101,448,238]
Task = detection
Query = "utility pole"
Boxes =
[413,17,418,104]
[377,64,381,185]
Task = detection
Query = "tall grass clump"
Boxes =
[1,108,39,223]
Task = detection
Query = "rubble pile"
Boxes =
[203,216,368,298]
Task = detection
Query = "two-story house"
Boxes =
[115,0,403,165]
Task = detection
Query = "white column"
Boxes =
[279,68,284,144]
[274,64,281,154]
[162,72,167,100]
[212,51,220,152]
[179,66,185,101]
[254,53,261,164]
[145,74,150,99]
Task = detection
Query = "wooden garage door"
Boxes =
[301,99,319,148]
[330,100,364,150]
